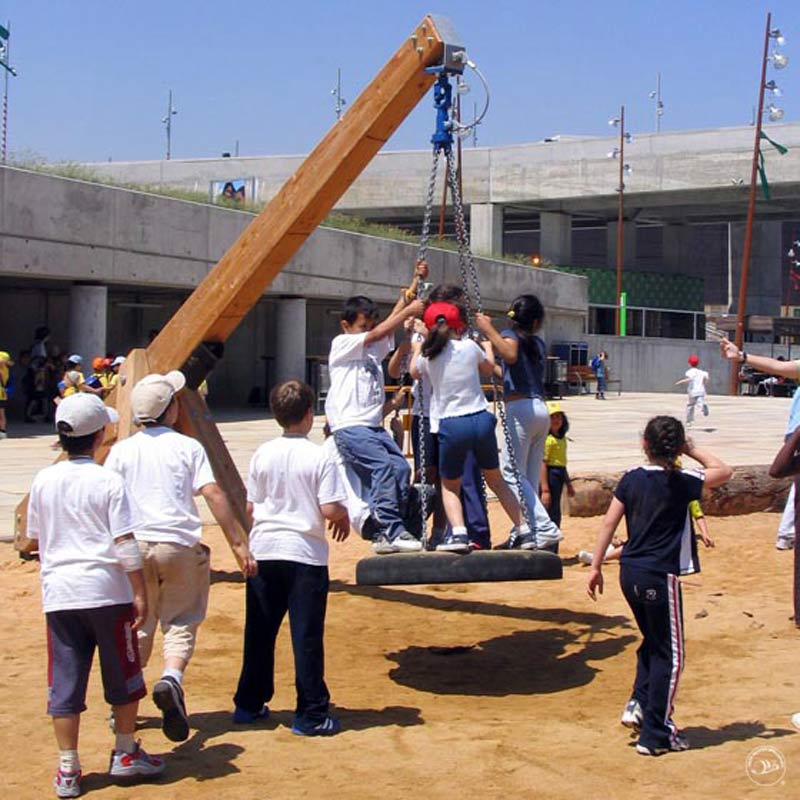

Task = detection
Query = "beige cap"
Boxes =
[131,371,186,424]
[56,393,119,437]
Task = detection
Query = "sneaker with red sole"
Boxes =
[108,742,165,779]
[53,769,81,798]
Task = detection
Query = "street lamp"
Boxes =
[0,22,18,165]
[730,13,790,394]
[608,106,633,336]
[331,68,347,121]
[162,89,177,160]
[648,72,665,133]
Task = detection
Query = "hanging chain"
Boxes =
[416,148,442,266]
[444,148,533,536]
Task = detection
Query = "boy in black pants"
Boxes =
[233,380,349,735]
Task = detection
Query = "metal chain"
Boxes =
[444,149,533,536]
[416,148,442,267]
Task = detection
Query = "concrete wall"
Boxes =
[583,334,796,395]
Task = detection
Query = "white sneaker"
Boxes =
[621,698,643,730]
[108,742,165,778]
[392,532,423,553]
[635,735,689,755]
[578,550,593,566]
[776,538,795,551]
[791,712,800,730]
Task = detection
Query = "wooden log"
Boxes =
[568,465,791,518]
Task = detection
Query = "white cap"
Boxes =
[66,354,83,365]
[131,371,186,424]
[111,356,126,367]
[55,393,119,437]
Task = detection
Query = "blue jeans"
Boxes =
[500,397,562,546]
[334,426,411,541]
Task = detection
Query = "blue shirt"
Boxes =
[615,465,704,575]
[500,329,546,398]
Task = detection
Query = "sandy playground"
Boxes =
[2,393,800,799]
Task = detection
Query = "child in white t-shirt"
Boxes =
[28,393,165,798]
[410,296,531,553]
[105,371,255,744]
[675,354,709,426]
[325,265,425,555]
[234,380,349,735]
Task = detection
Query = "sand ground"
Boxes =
[2,393,799,798]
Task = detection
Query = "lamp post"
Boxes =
[649,72,665,133]
[608,107,633,336]
[162,90,177,160]
[331,68,347,121]
[0,21,18,164]
[729,12,789,394]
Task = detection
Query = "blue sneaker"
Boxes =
[233,705,270,724]
[291,715,341,737]
[436,530,470,553]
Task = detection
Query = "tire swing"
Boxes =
[356,56,561,587]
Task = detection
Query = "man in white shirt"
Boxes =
[106,371,255,743]
[675,354,709,426]
[325,286,424,554]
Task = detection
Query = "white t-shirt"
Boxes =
[28,458,139,613]
[322,436,371,536]
[415,338,489,433]
[685,367,708,397]
[248,435,347,566]
[105,426,216,547]
[325,332,392,431]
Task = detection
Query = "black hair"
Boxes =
[34,326,50,340]
[341,295,379,324]
[57,422,99,455]
[421,295,468,360]
[643,415,685,472]
[551,410,569,439]
[270,380,314,427]
[508,294,545,364]
[427,284,466,303]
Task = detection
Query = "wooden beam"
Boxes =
[146,15,446,373]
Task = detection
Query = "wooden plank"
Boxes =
[146,15,446,373]
[175,388,251,568]
[113,349,150,441]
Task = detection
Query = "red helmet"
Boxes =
[423,302,467,335]
[688,354,699,367]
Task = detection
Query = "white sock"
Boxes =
[162,667,183,684]
[59,749,80,773]
[114,732,136,754]
[453,526,468,537]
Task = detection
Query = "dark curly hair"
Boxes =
[643,415,685,471]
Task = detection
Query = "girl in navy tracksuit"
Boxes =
[586,416,731,755]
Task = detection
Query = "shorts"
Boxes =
[437,410,499,480]
[46,603,146,716]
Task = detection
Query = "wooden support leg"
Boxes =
[175,389,251,558]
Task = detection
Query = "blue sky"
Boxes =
[3,0,799,162]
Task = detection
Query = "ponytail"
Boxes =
[422,324,451,360]
[507,294,545,364]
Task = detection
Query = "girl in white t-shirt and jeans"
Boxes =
[410,297,531,553]
[675,354,709,426]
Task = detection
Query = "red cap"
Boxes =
[102,357,113,368]
[688,354,699,367]
[423,302,467,335]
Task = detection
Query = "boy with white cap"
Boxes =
[28,393,165,798]
[105,371,255,742]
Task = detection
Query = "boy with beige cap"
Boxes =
[106,371,255,742]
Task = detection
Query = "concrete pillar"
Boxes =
[606,221,637,269]
[274,298,308,386]
[470,203,503,257]
[68,284,107,365]
[663,224,689,273]
[729,221,782,317]
[539,211,572,265]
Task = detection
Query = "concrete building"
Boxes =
[86,122,800,337]
[0,166,587,414]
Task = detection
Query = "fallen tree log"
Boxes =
[568,465,791,518]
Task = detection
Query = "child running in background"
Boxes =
[0,350,13,438]
[586,416,731,756]
[540,401,575,539]
[410,295,530,553]
[325,263,425,555]
[233,381,349,736]
[675,354,709,427]
[28,394,165,797]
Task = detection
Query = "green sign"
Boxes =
[619,292,627,337]
[0,25,9,41]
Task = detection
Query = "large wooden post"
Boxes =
[15,15,464,551]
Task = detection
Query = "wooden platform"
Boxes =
[355,549,563,586]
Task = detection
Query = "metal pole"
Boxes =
[616,104,625,336]
[730,11,771,395]
[656,72,662,134]
[165,90,172,160]
[2,21,10,164]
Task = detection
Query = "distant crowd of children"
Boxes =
[35,263,800,794]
